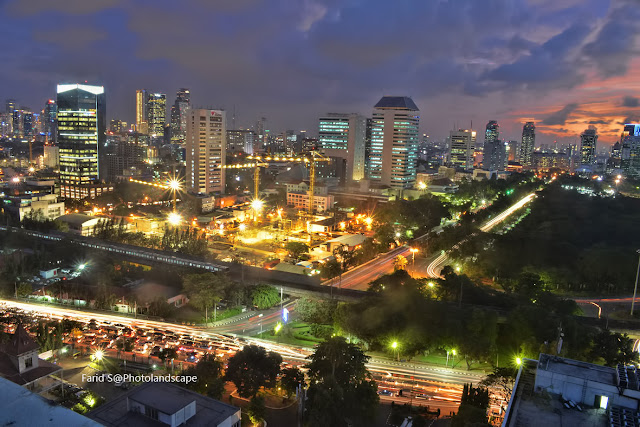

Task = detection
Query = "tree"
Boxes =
[225,345,282,398]
[115,337,135,358]
[590,330,638,367]
[480,367,517,409]
[280,367,305,398]
[183,354,225,399]
[452,383,490,427]
[183,273,227,322]
[305,337,378,427]
[251,284,280,310]
[247,396,266,425]
[393,255,408,271]
[296,297,335,324]
[285,241,309,260]
[457,309,498,370]
[157,347,178,368]
[16,282,32,297]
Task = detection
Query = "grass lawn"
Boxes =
[254,321,324,347]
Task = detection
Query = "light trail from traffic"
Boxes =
[426,193,536,278]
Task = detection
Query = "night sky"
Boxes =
[1,0,639,146]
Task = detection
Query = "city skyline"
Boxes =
[1,0,639,146]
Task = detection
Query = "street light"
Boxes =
[168,179,181,211]
[446,349,456,367]
[427,282,435,288]
[167,212,182,226]
[94,349,104,361]
[516,357,522,366]
[391,341,399,362]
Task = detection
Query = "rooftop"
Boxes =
[87,382,240,427]
[56,213,100,227]
[538,353,616,385]
[374,96,419,111]
[0,376,101,427]
[3,323,39,355]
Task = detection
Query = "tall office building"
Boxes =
[170,88,191,144]
[369,96,420,189]
[147,93,166,139]
[43,99,57,143]
[5,99,16,115]
[57,83,106,198]
[580,126,598,165]
[482,120,506,171]
[521,122,535,167]
[186,109,226,194]
[621,124,640,177]
[447,129,476,170]
[135,89,149,134]
[506,140,520,163]
[226,129,255,154]
[318,113,366,182]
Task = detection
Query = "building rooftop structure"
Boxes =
[374,96,419,111]
[87,382,241,427]
[0,324,62,390]
[503,354,640,427]
[0,376,101,427]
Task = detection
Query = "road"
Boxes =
[426,193,537,278]
[337,245,412,290]
[0,299,483,408]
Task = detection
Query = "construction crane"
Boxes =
[128,177,182,211]
[242,152,330,215]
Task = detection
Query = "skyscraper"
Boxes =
[482,120,505,171]
[57,83,106,198]
[43,99,57,143]
[447,129,476,170]
[147,93,166,139]
[170,88,191,144]
[369,96,420,189]
[5,99,16,114]
[186,109,226,194]
[580,126,598,165]
[318,113,367,182]
[135,89,149,134]
[521,122,535,167]
[621,124,640,177]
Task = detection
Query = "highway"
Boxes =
[0,299,483,408]
[426,193,537,278]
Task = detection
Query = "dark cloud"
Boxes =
[623,96,640,108]
[588,120,609,125]
[0,0,635,144]
[7,0,122,16]
[581,0,640,77]
[542,103,578,125]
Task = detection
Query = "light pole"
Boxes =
[168,179,181,212]
[391,341,399,362]
[631,249,640,316]
[410,247,418,275]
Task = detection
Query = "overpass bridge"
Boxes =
[0,226,365,300]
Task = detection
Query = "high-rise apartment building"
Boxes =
[318,113,366,182]
[482,120,506,171]
[147,93,166,139]
[57,83,107,198]
[621,124,640,177]
[447,129,476,170]
[369,96,420,189]
[580,126,598,165]
[170,88,191,144]
[186,109,226,194]
[135,89,149,134]
[521,122,535,167]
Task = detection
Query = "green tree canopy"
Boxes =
[225,345,282,398]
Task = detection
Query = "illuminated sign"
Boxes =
[282,307,289,323]
[625,124,640,137]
